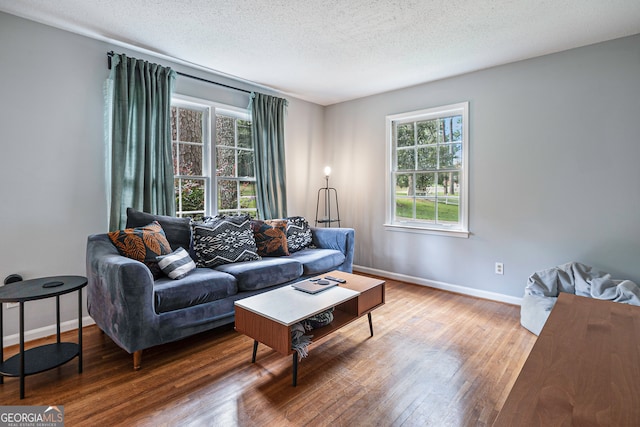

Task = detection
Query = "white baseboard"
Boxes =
[353,265,523,306]
[2,316,95,348]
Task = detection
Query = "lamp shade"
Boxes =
[324,166,331,177]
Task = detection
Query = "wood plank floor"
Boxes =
[0,278,536,426]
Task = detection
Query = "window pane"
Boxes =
[395,173,412,196]
[415,173,435,196]
[437,144,460,169]
[216,115,235,147]
[396,148,415,170]
[417,120,437,145]
[443,115,463,142]
[238,150,254,177]
[179,143,203,176]
[396,123,414,147]
[218,179,237,210]
[239,181,256,209]
[417,198,436,222]
[417,146,437,169]
[395,197,414,220]
[179,109,203,143]
[237,120,252,149]
[437,190,459,223]
[177,178,205,212]
[216,147,235,176]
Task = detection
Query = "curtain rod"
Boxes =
[107,51,251,94]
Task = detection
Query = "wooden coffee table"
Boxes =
[234,271,385,386]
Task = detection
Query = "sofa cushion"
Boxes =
[288,248,346,275]
[216,257,303,291]
[108,221,172,279]
[251,219,290,257]
[153,268,237,314]
[286,216,313,252]
[126,207,192,252]
[192,215,260,268]
[156,247,196,280]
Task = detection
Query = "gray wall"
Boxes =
[325,34,640,298]
[0,12,323,338]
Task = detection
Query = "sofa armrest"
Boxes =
[86,233,160,353]
[310,227,355,273]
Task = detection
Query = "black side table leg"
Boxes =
[19,301,25,399]
[292,352,298,387]
[368,312,374,337]
[251,340,258,363]
[78,288,83,373]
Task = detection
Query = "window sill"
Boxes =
[384,223,469,238]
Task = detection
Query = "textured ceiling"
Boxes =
[1,0,640,105]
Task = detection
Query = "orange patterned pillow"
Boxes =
[108,221,172,278]
[250,219,290,257]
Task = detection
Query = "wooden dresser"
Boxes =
[494,292,640,426]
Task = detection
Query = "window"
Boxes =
[386,102,469,237]
[215,113,257,216]
[171,96,256,220]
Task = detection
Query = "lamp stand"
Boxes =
[315,176,340,227]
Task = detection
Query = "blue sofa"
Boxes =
[86,216,354,370]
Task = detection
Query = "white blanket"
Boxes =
[526,261,640,305]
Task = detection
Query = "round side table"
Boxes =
[0,275,87,399]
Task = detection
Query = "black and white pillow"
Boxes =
[192,215,260,268]
[156,248,196,280]
[286,216,313,253]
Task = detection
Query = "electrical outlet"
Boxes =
[495,262,504,275]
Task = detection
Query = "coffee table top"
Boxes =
[235,284,359,326]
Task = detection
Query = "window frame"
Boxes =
[171,94,255,219]
[385,102,469,238]
[214,109,257,217]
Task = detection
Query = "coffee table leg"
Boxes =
[292,352,298,387]
[252,340,258,363]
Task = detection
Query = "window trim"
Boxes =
[384,102,469,238]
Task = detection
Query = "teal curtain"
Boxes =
[106,53,176,230]
[250,92,289,219]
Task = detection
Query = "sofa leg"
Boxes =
[133,350,142,370]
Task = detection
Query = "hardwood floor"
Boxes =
[0,279,535,426]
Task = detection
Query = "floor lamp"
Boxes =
[315,166,340,227]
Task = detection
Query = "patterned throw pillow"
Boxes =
[156,247,196,280]
[108,221,172,279]
[192,215,260,268]
[286,216,313,252]
[251,219,290,257]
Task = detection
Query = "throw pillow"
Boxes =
[108,221,172,279]
[251,219,290,257]
[126,207,192,252]
[285,216,313,252]
[156,247,196,280]
[192,215,260,268]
